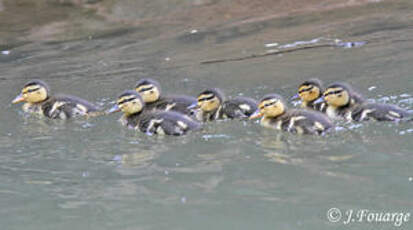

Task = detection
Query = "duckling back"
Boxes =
[39,95,100,119]
[222,96,258,119]
[351,103,412,122]
[303,100,327,113]
[149,95,197,116]
[284,109,334,135]
[138,111,201,136]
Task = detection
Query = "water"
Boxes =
[1,0,413,229]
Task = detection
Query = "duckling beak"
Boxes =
[187,102,200,110]
[290,93,300,101]
[106,104,121,114]
[249,110,263,119]
[12,94,25,104]
[313,97,325,104]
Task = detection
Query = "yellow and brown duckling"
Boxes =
[314,82,365,120]
[315,82,412,122]
[107,90,201,136]
[135,78,197,116]
[191,88,258,122]
[12,80,101,119]
[291,78,327,112]
[250,94,333,135]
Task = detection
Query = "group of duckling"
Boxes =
[12,78,411,136]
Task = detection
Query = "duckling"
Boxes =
[315,82,412,122]
[12,80,101,119]
[107,90,201,136]
[291,78,327,112]
[135,78,197,116]
[250,94,333,135]
[191,88,258,122]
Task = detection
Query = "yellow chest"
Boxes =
[326,106,339,120]
[261,117,282,130]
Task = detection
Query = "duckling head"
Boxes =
[292,78,323,103]
[250,94,286,119]
[196,88,224,112]
[319,82,352,107]
[108,90,145,116]
[12,80,49,104]
[135,78,161,103]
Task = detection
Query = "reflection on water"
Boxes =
[1,0,413,229]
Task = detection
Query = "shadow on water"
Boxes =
[1,0,413,229]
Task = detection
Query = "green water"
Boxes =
[1,1,412,229]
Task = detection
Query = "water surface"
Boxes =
[1,0,412,229]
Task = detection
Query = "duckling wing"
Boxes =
[137,114,165,135]
[55,95,100,111]
[351,103,411,122]
[313,101,327,113]
[40,98,67,119]
[222,96,258,119]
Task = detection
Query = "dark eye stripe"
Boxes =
[26,87,40,93]
[198,95,215,102]
[324,89,343,96]
[298,86,314,94]
[261,101,277,108]
[118,97,136,105]
[265,101,276,107]
[137,86,154,92]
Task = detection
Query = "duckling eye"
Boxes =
[324,89,343,97]
[26,87,40,93]
[332,90,344,96]
[298,86,313,94]
[261,101,276,108]
[118,97,136,105]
